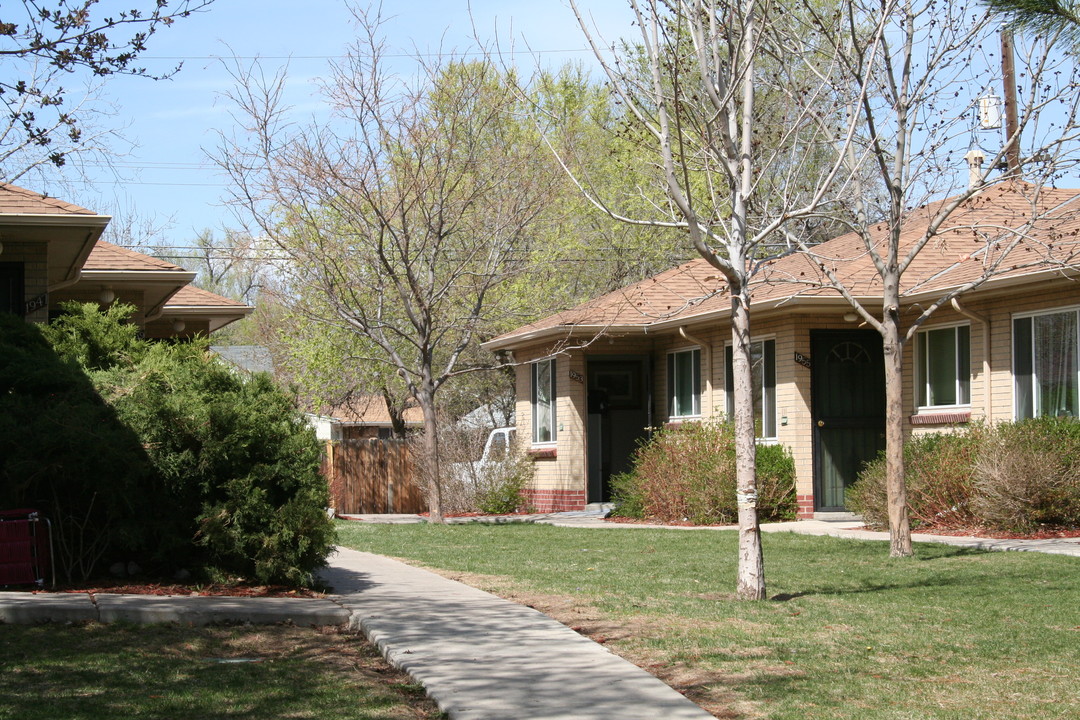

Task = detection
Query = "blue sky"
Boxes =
[57,1,633,247]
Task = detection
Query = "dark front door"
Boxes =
[587,356,651,504]
[1,263,24,316]
[811,330,886,511]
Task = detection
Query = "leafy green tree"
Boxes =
[217,6,560,521]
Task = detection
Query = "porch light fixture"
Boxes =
[172,319,186,332]
[843,312,859,322]
[98,287,115,304]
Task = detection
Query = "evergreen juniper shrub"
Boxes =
[1,303,335,585]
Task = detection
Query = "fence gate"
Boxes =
[324,438,426,514]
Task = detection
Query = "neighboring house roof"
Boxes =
[485,182,1080,349]
[51,240,252,334]
[0,183,96,215]
[161,284,254,333]
[58,240,196,320]
[81,240,188,272]
[0,182,110,289]
[319,395,425,427]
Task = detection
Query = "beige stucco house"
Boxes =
[0,182,251,336]
[483,182,1080,517]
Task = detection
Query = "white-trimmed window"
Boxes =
[917,324,970,410]
[531,358,556,444]
[725,339,777,440]
[1014,308,1079,419]
[667,347,701,419]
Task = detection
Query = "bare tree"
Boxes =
[215,6,556,522]
[783,0,1080,556]
[569,0,876,599]
[0,0,215,182]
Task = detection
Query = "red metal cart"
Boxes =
[0,509,54,588]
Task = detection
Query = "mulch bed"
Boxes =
[910,526,1080,540]
[605,514,1080,540]
[24,581,327,598]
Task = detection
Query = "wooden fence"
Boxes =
[323,438,427,514]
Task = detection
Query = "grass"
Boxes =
[336,521,1080,720]
[0,622,444,720]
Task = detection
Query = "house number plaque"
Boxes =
[794,352,812,369]
[24,293,47,315]
[568,370,584,384]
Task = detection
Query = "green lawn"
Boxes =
[0,623,443,720]
[337,521,1080,720]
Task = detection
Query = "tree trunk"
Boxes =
[732,289,766,600]
[415,384,444,524]
[882,311,912,557]
[381,387,408,439]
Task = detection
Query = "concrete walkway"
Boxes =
[324,546,714,720]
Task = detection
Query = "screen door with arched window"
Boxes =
[810,330,886,512]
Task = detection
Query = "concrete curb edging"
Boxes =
[0,591,350,626]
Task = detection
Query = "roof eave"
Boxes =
[0,213,111,228]
[481,324,651,351]
[162,304,254,332]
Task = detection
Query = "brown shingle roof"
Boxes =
[0,182,97,215]
[321,395,424,426]
[164,285,250,309]
[487,182,1080,348]
[82,241,187,272]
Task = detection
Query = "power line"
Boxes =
[141,48,595,62]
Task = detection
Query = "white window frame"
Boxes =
[724,337,777,441]
[915,323,971,412]
[531,357,557,445]
[667,346,702,420]
[1013,305,1080,420]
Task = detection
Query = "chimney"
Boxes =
[965,147,985,192]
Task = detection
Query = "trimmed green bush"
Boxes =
[611,419,797,524]
[1,303,335,585]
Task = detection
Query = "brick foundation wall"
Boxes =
[796,494,815,519]
[523,488,586,512]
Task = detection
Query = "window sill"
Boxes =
[527,447,557,459]
[910,410,971,425]
[664,417,701,429]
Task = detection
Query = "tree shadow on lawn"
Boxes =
[770,546,991,602]
[0,623,410,720]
